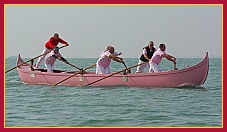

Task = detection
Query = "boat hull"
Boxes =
[16,53,209,88]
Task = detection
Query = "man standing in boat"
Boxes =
[45,46,69,73]
[149,43,176,73]
[136,41,157,73]
[96,46,124,74]
[34,33,69,68]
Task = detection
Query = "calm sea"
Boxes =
[5,56,222,127]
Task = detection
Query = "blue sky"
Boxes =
[5,5,222,58]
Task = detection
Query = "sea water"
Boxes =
[5,57,222,127]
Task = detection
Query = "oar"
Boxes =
[52,63,96,86]
[5,45,68,73]
[123,62,131,74]
[57,58,83,72]
[67,62,81,71]
[86,62,147,86]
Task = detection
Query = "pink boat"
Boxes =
[16,52,209,87]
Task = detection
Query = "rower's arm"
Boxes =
[113,57,124,63]
[143,53,150,61]
[162,54,176,64]
[60,57,67,62]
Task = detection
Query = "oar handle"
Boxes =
[123,62,127,68]
[122,62,131,74]
[67,63,82,71]
[52,63,96,86]
[59,45,68,49]
[57,57,82,71]
[86,62,146,86]
[65,62,85,74]
[5,45,68,74]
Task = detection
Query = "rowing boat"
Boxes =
[16,52,209,87]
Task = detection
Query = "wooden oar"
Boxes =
[67,62,81,71]
[5,45,68,73]
[57,58,83,71]
[123,62,131,74]
[52,63,96,86]
[86,62,147,86]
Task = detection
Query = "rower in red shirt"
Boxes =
[35,33,69,68]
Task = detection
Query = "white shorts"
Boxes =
[96,64,110,74]
[45,63,54,73]
[136,60,150,73]
[36,47,52,68]
[149,63,161,73]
